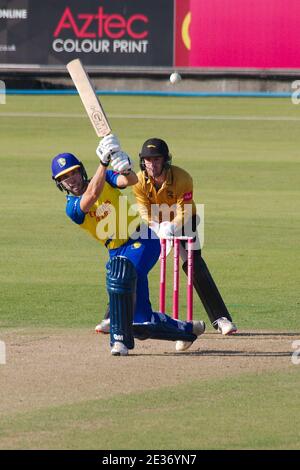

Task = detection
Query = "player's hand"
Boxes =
[150,222,174,256]
[158,221,176,239]
[96,134,121,165]
[153,222,174,256]
[111,150,134,174]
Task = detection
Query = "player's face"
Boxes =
[143,156,164,178]
[58,168,85,195]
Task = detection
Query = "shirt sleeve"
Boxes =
[66,196,86,225]
[173,174,194,228]
[132,180,151,223]
[105,170,119,188]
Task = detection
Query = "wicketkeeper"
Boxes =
[51,135,205,356]
[134,138,237,335]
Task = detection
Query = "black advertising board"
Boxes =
[0,0,174,67]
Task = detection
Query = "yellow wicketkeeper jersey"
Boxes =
[66,171,141,250]
[132,166,196,228]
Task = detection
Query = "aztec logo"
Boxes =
[52,6,150,55]
[53,7,149,39]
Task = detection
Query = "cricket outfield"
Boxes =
[0,95,300,449]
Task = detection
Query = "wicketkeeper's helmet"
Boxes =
[51,153,88,192]
[139,138,172,171]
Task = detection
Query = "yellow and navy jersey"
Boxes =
[132,166,196,227]
[66,170,141,250]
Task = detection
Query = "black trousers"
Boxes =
[179,213,232,327]
[182,247,232,327]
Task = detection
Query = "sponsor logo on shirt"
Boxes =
[183,191,193,201]
[89,200,112,222]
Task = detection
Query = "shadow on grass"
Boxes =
[205,332,300,337]
[187,350,293,357]
[132,350,293,357]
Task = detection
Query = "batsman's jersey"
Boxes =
[65,170,140,249]
[132,166,196,228]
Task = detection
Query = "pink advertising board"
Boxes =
[175,0,300,68]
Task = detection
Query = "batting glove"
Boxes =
[111,150,134,174]
[96,134,121,166]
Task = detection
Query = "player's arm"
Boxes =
[80,164,107,213]
[173,177,194,229]
[132,181,151,223]
[81,134,120,213]
[116,170,138,188]
[173,197,193,230]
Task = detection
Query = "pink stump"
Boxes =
[172,238,180,319]
[187,238,194,321]
[159,238,166,313]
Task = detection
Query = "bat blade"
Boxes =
[66,58,111,137]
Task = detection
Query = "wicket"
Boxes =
[159,237,194,321]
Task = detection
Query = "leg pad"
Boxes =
[133,322,197,343]
[106,256,137,349]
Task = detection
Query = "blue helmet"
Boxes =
[52,153,81,179]
[51,153,88,192]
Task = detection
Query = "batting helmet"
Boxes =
[139,138,172,171]
[51,153,88,192]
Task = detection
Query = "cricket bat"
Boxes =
[66,58,111,137]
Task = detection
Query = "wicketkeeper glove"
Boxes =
[148,222,174,256]
[157,221,176,239]
[149,221,160,236]
[110,150,134,174]
[96,134,121,166]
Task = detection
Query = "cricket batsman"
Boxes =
[51,135,205,356]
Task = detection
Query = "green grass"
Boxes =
[1,370,300,450]
[1,95,300,450]
[1,95,299,329]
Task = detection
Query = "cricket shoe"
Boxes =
[213,317,237,335]
[95,318,110,334]
[111,342,128,356]
[175,320,206,352]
